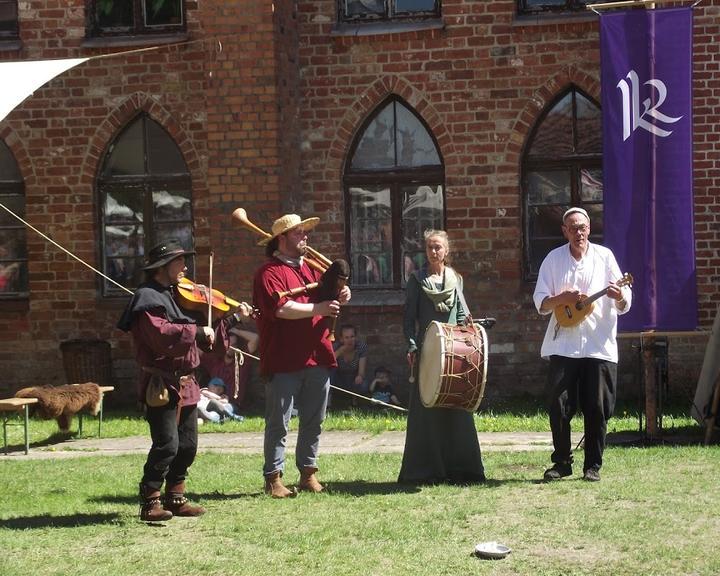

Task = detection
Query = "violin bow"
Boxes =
[207,251,214,330]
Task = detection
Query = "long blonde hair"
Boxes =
[423,229,451,265]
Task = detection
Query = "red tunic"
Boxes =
[253,258,336,376]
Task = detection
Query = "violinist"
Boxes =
[117,239,248,522]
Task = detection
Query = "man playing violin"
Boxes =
[533,207,632,483]
[253,214,351,498]
[118,239,246,521]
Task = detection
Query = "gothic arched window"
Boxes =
[0,139,27,297]
[344,97,444,289]
[98,113,193,295]
[522,87,603,279]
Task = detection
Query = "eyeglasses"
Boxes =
[564,224,589,233]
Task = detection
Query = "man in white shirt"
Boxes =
[533,207,632,482]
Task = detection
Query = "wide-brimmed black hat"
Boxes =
[142,239,195,270]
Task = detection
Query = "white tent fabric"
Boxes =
[0,58,89,123]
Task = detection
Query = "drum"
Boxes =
[418,320,488,412]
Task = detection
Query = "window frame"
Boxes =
[97,113,194,297]
[0,0,18,40]
[86,0,186,38]
[339,0,441,24]
[522,87,603,281]
[0,140,28,300]
[343,97,445,290]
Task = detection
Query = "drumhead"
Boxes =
[418,321,445,407]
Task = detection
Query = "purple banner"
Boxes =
[600,7,696,332]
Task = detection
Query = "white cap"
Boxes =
[562,207,589,222]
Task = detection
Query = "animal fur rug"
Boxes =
[15,382,102,432]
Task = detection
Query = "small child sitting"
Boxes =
[197,378,245,424]
[369,367,401,407]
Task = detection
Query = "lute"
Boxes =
[553,273,633,328]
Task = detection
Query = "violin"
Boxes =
[175,277,256,319]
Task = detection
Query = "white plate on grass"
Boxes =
[474,541,511,559]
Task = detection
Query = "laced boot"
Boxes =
[298,466,324,493]
[264,472,297,498]
[139,483,173,522]
[163,482,206,517]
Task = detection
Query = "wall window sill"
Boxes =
[347,289,405,307]
[513,12,597,27]
[0,39,22,52]
[81,32,189,49]
[0,297,29,313]
[331,18,444,37]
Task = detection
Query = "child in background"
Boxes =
[197,378,244,424]
[369,366,401,407]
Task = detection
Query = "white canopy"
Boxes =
[0,58,90,123]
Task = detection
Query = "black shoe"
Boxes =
[583,468,600,482]
[543,463,572,481]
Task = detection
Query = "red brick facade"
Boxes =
[0,0,718,407]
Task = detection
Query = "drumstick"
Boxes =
[408,358,415,384]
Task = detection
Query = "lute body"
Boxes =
[553,273,633,328]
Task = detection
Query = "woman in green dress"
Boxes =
[398,229,485,484]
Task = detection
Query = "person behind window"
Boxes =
[398,229,486,485]
[253,213,351,498]
[369,366,401,407]
[330,324,369,409]
[533,207,631,483]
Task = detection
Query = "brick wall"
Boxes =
[292,0,720,402]
[1,0,718,408]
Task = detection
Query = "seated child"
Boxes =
[197,378,245,424]
[200,328,258,412]
[369,366,401,407]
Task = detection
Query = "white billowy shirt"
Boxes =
[533,242,632,362]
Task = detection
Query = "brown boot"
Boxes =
[298,466,324,493]
[139,483,173,522]
[163,482,206,517]
[264,472,297,498]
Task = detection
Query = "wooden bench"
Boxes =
[1,385,115,455]
[0,397,39,455]
[77,385,115,437]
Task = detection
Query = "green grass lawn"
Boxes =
[0,398,701,451]
[1,448,719,576]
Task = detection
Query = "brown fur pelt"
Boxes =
[15,382,102,432]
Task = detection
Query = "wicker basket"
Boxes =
[60,339,112,385]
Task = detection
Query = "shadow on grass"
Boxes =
[607,426,709,448]
[91,490,266,506]
[0,512,121,529]
[1,430,79,454]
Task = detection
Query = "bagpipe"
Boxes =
[232,207,349,341]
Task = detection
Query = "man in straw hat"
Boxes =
[253,214,351,497]
[533,207,632,483]
[118,239,245,521]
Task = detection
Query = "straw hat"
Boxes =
[258,214,320,246]
[142,239,195,270]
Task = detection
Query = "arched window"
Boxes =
[98,113,193,295]
[344,97,444,289]
[0,139,27,297]
[522,87,603,279]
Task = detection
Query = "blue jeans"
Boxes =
[263,366,330,477]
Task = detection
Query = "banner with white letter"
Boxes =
[600,7,696,331]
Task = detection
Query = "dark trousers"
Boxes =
[142,402,199,491]
[546,356,617,472]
